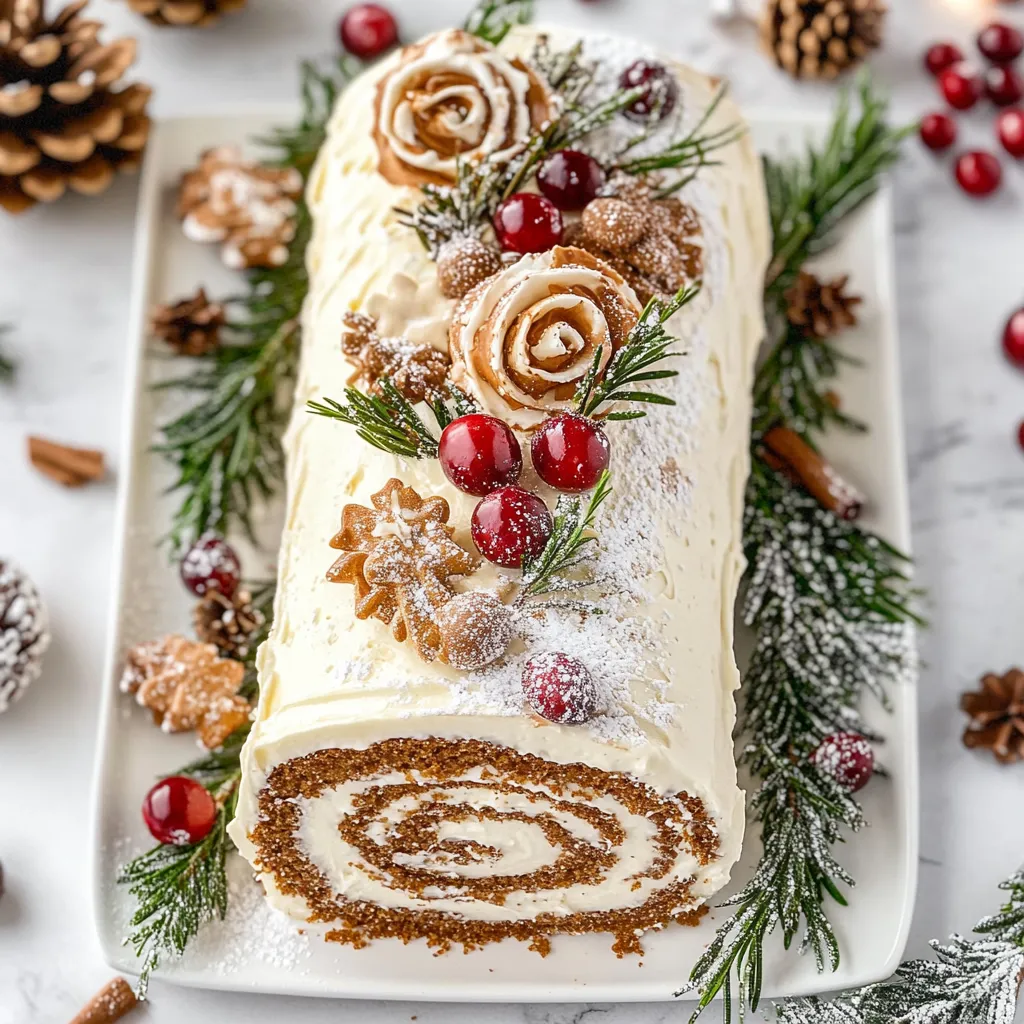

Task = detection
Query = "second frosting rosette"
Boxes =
[448,246,644,431]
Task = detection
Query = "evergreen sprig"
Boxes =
[521,470,612,597]
[118,773,240,997]
[464,0,533,46]
[763,74,915,298]
[684,79,917,1020]
[776,866,1024,1024]
[155,61,351,556]
[574,282,700,420]
[615,84,745,197]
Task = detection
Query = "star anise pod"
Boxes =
[784,270,862,339]
[961,668,1024,764]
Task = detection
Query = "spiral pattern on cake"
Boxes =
[373,29,553,188]
[248,738,717,954]
[448,247,644,430]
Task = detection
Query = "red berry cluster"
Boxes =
[921,23,1024,197]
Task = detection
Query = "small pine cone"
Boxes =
[761,0,887,80]
[0,560,50,714]
[193,588,264,660]
[784,270,862,338]
[125,0,247,27]
[436,237,503,300]
[150,288,226,356]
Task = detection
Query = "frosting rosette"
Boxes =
[373,29,553,188]
[448,246,644,430]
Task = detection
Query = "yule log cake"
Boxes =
[228,24,770,956]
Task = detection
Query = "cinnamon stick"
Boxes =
[760,425,864,521]
[27,435,105,487]
[68,977,138,1024]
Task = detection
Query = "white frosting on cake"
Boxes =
[229,25,770,938]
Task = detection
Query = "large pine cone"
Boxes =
[761,0,886,80]
[0,0,152,214]
[124,0,247,28]
[0,559,50,713]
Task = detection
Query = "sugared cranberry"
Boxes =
[471,486,553,568]
[997,108,1024,157]
[619,60,678,122]
[1003,308,1024,368]
[439,414,523,497]
[180,533,241,597]
[812,732,874,793]
[522,652,598,724]
[919,112,957,152]
[986,65,1024,106]
[924,41,963,76]
[339,3,398,59]
[978,22,1023,64]
[537,150,606,211]
[939,65,983,110]
[493,193,564,254]
[955,150,1003,196]
[531,413,610,493]
[142,776,218,845]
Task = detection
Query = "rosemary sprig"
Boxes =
[118,772,240,997]
[763,74,915,298]
[155,62,350,556]
[308,378,442,459]
[616,84,745,197]
[574,282,700,420]
[464,0,533,46]
[521,470,612,597]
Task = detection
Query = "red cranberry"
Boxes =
[997,108,1024,156]
[142,776,218,845]
[537,150,606,211]
[522,652,598,724]
[493,193,564,254]
[978,22,1023,63]
[471,486,553,569]
[812,732,874,793]
[939,65,983,110]
[924,41,963,76]
[986,65,1024,105]
[919,112,957,152]
[619,59,678,122]
[955,150,1003,196]
[531,413,611,493]
[438,414,523,497]
[1003,308,1024,368]
[1017,419,1024,453]
[339,3,398,59]
[180,533,241,597]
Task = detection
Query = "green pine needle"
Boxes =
[574,282,700,419]
[118,774,240,998]
[464,0,533,46]
[155,62,352,557]
[521,471,612,597]
[0,325,14,382]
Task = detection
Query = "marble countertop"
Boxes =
[2,0,1023,1021]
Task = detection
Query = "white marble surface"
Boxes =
[1,0,1023,1021]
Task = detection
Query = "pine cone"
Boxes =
[761,0,887,80]
[124,0,247,27]
[784,270,862,338]
[149,287,225,356]
[0,559,50,713]
[193,587,264,660]
[961,669,1024,764]
[0,0,152,214]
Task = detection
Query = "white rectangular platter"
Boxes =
[91,107,917,1003]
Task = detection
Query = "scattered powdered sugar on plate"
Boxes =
[174,854,314,976]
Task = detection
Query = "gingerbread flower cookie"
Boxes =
[448,246,643,430]
[373,29,553,188]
